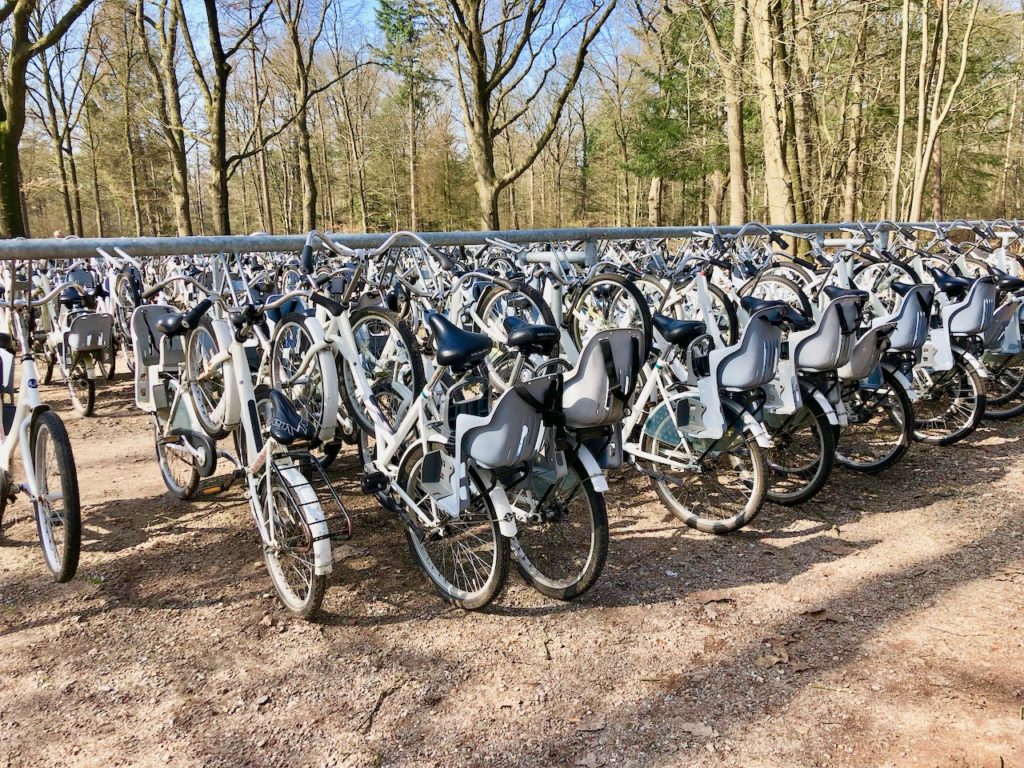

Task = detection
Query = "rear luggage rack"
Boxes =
[285,452,352,543]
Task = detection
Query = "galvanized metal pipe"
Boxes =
[0,220,1005,261]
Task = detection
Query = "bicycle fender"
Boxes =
[396,436,447,482]
[28,404,51,442]
[809,387,840,426]
[301,315,341,442]
[487,483,519,538]
[882,362,918,401]
[277,465,333,576]
[953,345,989,379]
[574,445,609,493]
[740,410,773,449]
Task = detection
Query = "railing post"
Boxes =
[584,239,598,267]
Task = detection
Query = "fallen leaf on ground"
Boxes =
[576,718,606,733]
[801,608,843,623]
[334,544,362,560]
[690,589,734,605]
[679,722,715,738]
[754,654,783,669]
[820,543,856,556]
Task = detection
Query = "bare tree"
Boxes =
[693,0,748,224]
[430,0,617,229]
[1,0,96,237]
[136,0,192,234]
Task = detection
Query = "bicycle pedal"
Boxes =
[360,472,389,495]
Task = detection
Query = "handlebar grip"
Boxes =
[142,284,162,300]
[300,244,315,274]
[184,298,213,329]
[769,232,788,249]
[899,225,915,238]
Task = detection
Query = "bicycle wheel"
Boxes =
[98,337,116,381]
[740,274,813,320]
[185,318,230,439]
[568,273,653,360]
[981,352,1024,420]
[836,367,914,473]
[475,283,556,388]
[114,275,139,373]
[270,312,337,439]
[67,361,95,417]
[663,279,740,345]
[260,464,328,619]
[341,307,425,435]
[510,454,608,600]
[913,354,986,445]
[852,258,920,320]
[399,446,509,610]
[153,418,201,499]
[32,411,81,582]
[640,399,767,534]
[763,387,836,506]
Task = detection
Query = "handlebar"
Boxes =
[0,281,91,309]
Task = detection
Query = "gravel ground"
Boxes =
[0,375,1021,767]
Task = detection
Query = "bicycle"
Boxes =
[0,270,84,582]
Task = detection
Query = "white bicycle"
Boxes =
[0,272,84,582]
[138,275,337,618]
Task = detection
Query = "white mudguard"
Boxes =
[575,445,610,493]
[809,386,840,426]
[954,345,989,379]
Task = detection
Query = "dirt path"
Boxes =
[0,376,1021,767]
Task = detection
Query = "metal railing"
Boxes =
[0,220,1007,261]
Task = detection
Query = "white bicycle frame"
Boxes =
[147,277,333,575]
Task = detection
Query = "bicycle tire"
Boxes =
[154,418,201,499]
[32,411,81,582]
[763,383,836,505]
[341,306,425,435]
[260,464,328,619]
[836,366,914,473]
[184,317,231,439]
[568,272,654,360]
[399,446,509,610]
[913,353,986,445]
[511,454,608,601]
[640,398,767,534]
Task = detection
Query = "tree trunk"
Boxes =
[315,94,335,227]
[750,0,795,223]
[39,49,74,233]
[0,124,27,238]
[724,82,746,224]
[297,100,317,230]
[889,0,911,219]
[124,99,144,237]
[843,6,867,221]
[647,176,663,226]
[408,81,418,229]
[709,169,726,224]
[85,104,104,237]
[477,177,500,230]
[67,145,83,235]
[931,138,942,219]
